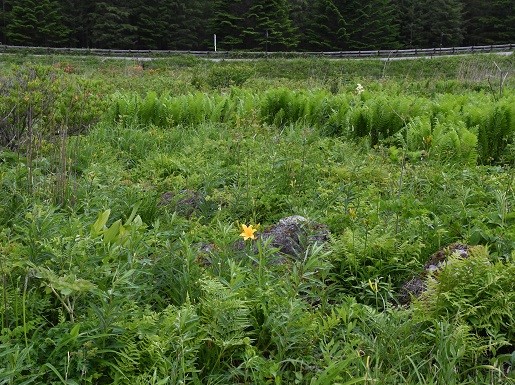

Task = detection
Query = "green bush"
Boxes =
[406,117,478,164]
[466,101,515,164]
[0,64,105,149]
[414,246,515,352]
[206,66,252,89]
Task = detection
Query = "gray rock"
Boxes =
[159,189,205,218]
[398,243,471,305]
[259,215,330,260]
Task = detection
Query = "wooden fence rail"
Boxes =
[0,43,513,59]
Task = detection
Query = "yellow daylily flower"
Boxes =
[240,224,257,241]
[368,279,379,293]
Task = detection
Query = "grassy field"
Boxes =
[0,53,514,384]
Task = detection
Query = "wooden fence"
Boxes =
[0,43,513,59]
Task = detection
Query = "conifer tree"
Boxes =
[246,0,298,51]
[59,0,95,47]
[3,0,36,45]
[334,0,399,49]
[424,0,463,47]
[6,0,69,46]
[131,0,165,49]
[394,0,463,48]
[394,0,425,47]
[1,0,513,50]
[288,0,308,46]
[0,0,9,44]
[90,1,137,49]
[183,0,214,50]
[37,0,70,46]
[460,0,515,45]
[211,0,251,50]
[302,0,346,51]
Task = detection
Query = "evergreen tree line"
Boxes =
[0,0,513,51]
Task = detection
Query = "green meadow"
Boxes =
[0,53,514,384]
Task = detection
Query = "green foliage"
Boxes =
[396,0,464,48]
[415,246,515,351]
[111,302,203,384]
[329,227,425,308]
[460,0,515,45]
[337,0,400,49]
[0,56,514,385]
[104,85,513,167]
[90,2,137,49]
[205,66,252,89]
[0,64,105,149]
[406,117,479,164]
[5,0,70,47]
[259,88,308,127]
[466,101,515,164]
[1,0,514,50]
[301,0,346,51]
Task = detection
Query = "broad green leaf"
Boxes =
[116,223,128,245]
[103,219,121,244]
[125,201,141,225]
[69,324,80,339]
[60,287,73,296]
[91,209,111,237]
[132,214,143,227]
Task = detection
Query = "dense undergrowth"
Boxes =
[0,54,514,384]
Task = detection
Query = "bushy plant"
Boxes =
[206,66,252,89]
[0,64,105,149]
[466,101,515,164]
[414,246,515,353]
[1,54,515,385]
[407,117,478,164]
[328,226,425,308]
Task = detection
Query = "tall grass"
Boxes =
[0,56,514,384]
[105,85,515,164]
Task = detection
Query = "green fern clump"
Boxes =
[107,93,141,127]
[210,94,237,124]
[322,94,353,136]
[406,116,432,152]
[260,88,309,127]
[231,88,260,127]
[107,92,163,128]
[348,105,371,139]
[431,93,476,122]
[347,94,429,145]
[375,94,429,145]
[432,121,478,164]
[107,92,218,129]
[328,227,425,308]
[414,246,515,352]
[162,93,212,127]
[369,99,402,145]
[465,97,515,164]
[112,303,203,384]
[139,91,165,127]
[406,117,478,164]
[209,89,256,125]
[198,277,253,381]
[302,90,337,128]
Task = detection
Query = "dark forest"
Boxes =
[0,0,514,50]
